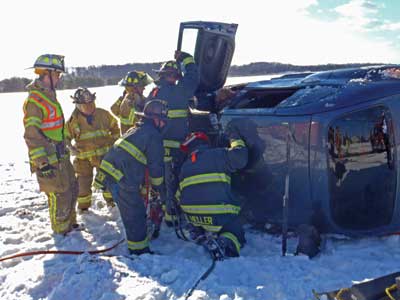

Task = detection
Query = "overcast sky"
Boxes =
[2,0,399,80]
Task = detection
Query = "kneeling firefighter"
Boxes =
[177,125,248,259]
[111,71,153,135]
[65,87,120,210]
[23,54,78,234]
[94,100,167,255]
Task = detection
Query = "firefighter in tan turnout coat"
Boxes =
[23,54,78,234]
[111,71,153,134]
[66,87,120,210]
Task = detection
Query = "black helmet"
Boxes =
[153,60,181,78]
[70,87,96,104]
[136,99,168,121]
[119,71,153,87]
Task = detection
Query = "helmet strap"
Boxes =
[48,70,55,92]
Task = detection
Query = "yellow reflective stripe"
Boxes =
[115,138,147,165]
[181,204,240,215]
[128,108,136,123]
[221,232,241,254]
[48,153,58,165]
[48,193,70,233]
[49,192,56,232]
[150,176,163,186]
[163,140,181,149]
[230,139,245,148]
[164,156,173,162]
[182,56,195,66]
[201,224,222,232]
[100,160,123,181]
[79,130,110,140]
[175,189,181,201]
[120,117,134,125]
[27,98,48,117]
[77,194,92,204]
[93,180,104,189]
[103,191,112,199]
[24,116,42,128]
[167,109,188,118]
[180,173,231,190]
[29,147,47,160]
[76,146,110,159]
[127,238,149,250]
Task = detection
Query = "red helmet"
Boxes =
[180,132,210,153]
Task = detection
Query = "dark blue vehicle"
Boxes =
[178,21,400,237]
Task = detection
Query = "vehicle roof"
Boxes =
[240,65,400,115]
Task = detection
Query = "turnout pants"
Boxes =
[36,157,78,234]
[114,185,149,253]
[74,156,114,209]
[164,148,185,222]
[186,212,245,256]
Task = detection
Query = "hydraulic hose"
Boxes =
[0,239,125,262]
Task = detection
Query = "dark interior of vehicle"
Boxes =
[230,88,299,109]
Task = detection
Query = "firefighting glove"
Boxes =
[38,163,56,178]
[174,50,192,63]
[225,119,243,140]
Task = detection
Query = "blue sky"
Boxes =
[1,0,399,80]
[308,0,400,45]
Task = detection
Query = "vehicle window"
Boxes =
[234,88,298,109]
[328,106,396,230]
[180,29,198,57]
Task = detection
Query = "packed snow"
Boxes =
[1,76,400,300]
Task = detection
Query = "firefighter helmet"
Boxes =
[33,54,65,73]
[180,132,210,153]
[119,71,153,87]
[154,60,181,77]
[136,99,168,121]
[70,87,96,104]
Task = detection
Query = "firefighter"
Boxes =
[177,124,248,258]
[23,54,78,234]
[148,51,199,224]
[111,71,153,134]
[94,100,167,255]
[65,87,120,211]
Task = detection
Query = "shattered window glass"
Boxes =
[277,86,340,108]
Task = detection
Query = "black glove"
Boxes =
[38,164,55,178]
[225,119,243,140]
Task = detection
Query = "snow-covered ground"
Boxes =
[1,75,400,300]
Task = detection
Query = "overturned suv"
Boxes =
[179,21,400,238]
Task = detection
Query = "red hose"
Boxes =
[0,238,125,262]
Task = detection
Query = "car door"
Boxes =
[177,21,238,94]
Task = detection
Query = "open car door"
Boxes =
[177,21,238,94]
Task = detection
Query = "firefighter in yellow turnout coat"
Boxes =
[111,71,153,134]
[23,54,78,234]
[66,87,120,210]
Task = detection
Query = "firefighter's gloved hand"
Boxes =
[225,119,244,140]
[174,50,192,63]
[38,163,55,178]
